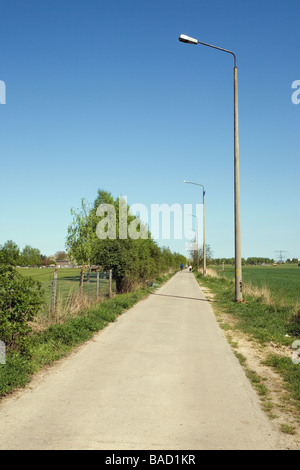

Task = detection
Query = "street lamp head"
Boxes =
[178,34,198,45]
[178,34,236,66]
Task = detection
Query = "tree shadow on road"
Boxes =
[150,292,215,302]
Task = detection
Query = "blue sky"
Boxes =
[0,0,299,260]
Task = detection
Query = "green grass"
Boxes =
[280,423,297,435]
[264,355,300,404]
[212,264,300,307]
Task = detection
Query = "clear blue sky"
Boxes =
[0,0,299,260]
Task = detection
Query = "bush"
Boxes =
[0,266,44,355]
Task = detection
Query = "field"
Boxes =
[211,264,300,308]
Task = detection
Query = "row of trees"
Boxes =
[213,257,275,265]
[66,189,187,293]
[188,247,289,268]
[0,241,57,267]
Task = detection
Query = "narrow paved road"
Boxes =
[0,271,289,449]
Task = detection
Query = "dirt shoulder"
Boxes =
[200,284,300,450]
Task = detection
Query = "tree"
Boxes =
[67,189,187,293]
[41,255,54,266]
[0,240,20,266]
[20,245,42,266]
[54,251,68,260]
[189,242,213,269]
[91,190,153,292]
[66,199,98,267]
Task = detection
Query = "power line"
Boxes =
[274,250,288,262]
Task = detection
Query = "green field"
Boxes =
[212,264,300,307]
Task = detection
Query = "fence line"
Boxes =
[49,268,114,316]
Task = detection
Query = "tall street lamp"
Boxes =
[184,180,206,276]
[179,34,242,302]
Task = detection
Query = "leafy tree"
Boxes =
[189,242,213,269]
[0,240,20,266]
[91,190,153,291]
[41,255,54,266]
[20,245,42,266]
[67,189,187,293]
[66,198,99,267]
[54,251,68,260]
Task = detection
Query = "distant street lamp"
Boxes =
[179,34,242,301]
[184,180,206,276]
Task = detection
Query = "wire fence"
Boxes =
[34,268,115,318]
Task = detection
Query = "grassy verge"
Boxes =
[0,273,173,398]
[194,271,300,414]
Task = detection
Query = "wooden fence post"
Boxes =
[79,268,84,294]
[51,269,58,316]
[109,269,112,297]
[96,271,100,300]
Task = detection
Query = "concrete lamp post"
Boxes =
[184,180,206,277]
[185,213,199,270]
[179,34,242,302]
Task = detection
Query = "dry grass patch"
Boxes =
[31,291,108,333]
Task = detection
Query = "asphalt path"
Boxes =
[0,271,290,449]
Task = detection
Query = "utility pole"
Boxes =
[274,250,288,263]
